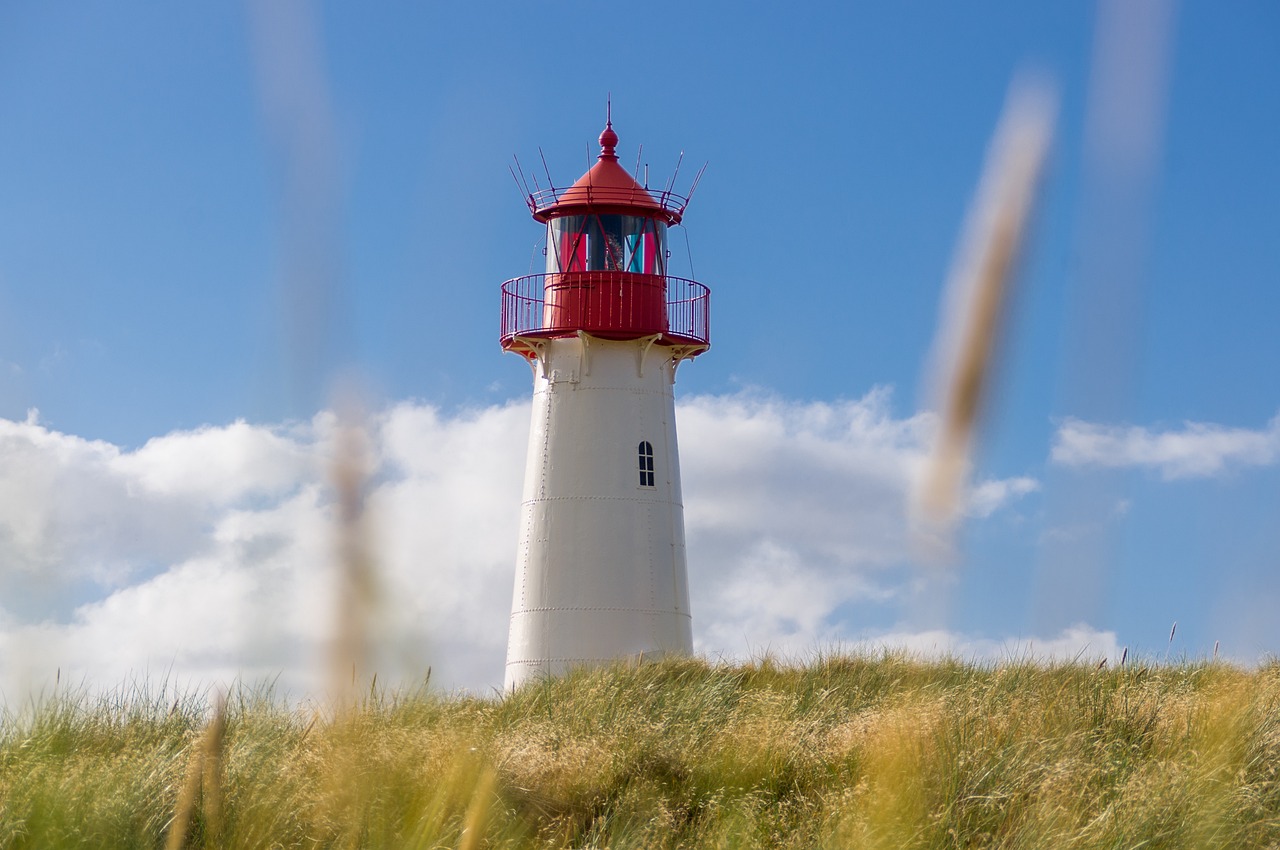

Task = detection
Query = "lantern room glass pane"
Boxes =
[546,216,666,275]
[547,216,587,273]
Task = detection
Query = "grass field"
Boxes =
[2,653,1278,849]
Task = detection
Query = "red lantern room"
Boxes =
[501,120,710,358]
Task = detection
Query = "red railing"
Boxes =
[501,273,710,347]
[525,185,690,219]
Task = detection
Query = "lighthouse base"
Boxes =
[506,609,691,684]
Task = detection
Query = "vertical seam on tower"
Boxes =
[648,501,656,616]
[534,378,553,666]
[653,359,666,625]
[664,358,680,612]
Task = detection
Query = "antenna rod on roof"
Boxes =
[662,150,684,205]
[633,143,643,182]
[687,161,708,199]
[511,155,533,196]
[678,161,709,217]
[509,159,535,213]
[538,146,555,196]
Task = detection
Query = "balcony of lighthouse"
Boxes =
[500,272,710,352]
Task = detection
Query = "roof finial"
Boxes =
[599,97,619,161]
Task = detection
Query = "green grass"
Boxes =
[3,654,1280,848]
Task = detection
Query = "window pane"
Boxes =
[650,220,667,275]
[638,441,655,487]
[547,217,590,273]
[625,233,643,272]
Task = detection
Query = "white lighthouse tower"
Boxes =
[500,118,710,689]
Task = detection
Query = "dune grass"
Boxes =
[2,654,1279,849]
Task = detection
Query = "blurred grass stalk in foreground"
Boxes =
[915,77,1055,558]
[329,388,381,717]
[164,692,226,850]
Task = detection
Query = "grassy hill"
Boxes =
[2,654,1279,848]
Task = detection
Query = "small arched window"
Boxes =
[638,441,655,487]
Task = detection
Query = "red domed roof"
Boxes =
[531,122,684,224]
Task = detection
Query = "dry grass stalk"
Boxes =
[457,766,499,850]
[164,692,227,850]
[329,394,380,717]
[916,78,1055,553]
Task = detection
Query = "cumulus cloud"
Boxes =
[0,390,1040,701]
[114,420,318,505]
[966,476,1041,518]
[0,417,205,592]
[1051,414,1280,479]
[853,623,1121,665]
[678,389,1038,657]
[0,402,529,699]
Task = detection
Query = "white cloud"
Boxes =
[0,416,203,587]
[679,389,1039,658]
[113,420,318,505]
[1052,414,1280,479]
[680,389,929,566]
[966,476,1040,518]
[701,624,1123,674]
[0,391,1040,701]
[850,623,1122,665]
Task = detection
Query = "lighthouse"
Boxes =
[500,118,710,689]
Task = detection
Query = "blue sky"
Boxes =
[2,2,1279,697]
